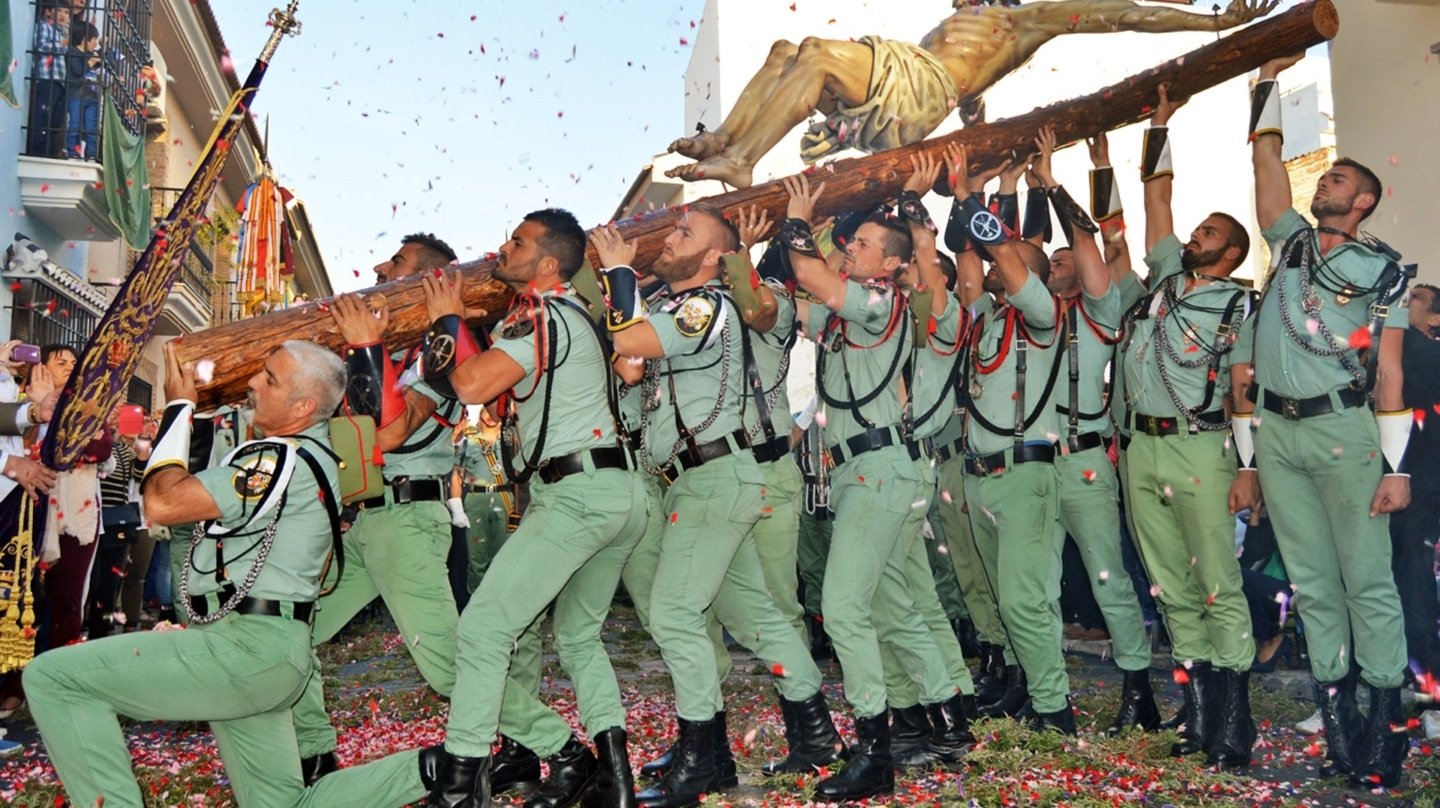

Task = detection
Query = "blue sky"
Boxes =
[210,1,705,292]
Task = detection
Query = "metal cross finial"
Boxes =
[259,2,302,62]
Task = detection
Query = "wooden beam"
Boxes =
[178,0,1336,410]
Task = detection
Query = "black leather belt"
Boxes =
[1118,434,1131,451]
[662,431,749,483]
[933,438,966,464]
[356,477,445,510]
[1249,385,1367,422]
[1065,431,1106,454]
[752,434,791,465]
[828,427,919,467]
[1128,410,1226,437]
[964,443,1056,477]
[469,483,515,494]
[189,589,314,622]
[537,446,629,485]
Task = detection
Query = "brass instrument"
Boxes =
[0,496,38,673]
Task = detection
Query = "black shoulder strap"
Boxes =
[294,440,345,597]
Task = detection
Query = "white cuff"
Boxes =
[143,400,195,484]
[1231,412,1256,469]
[1377,409,1413,475]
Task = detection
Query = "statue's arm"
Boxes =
[1029,0,1276,35]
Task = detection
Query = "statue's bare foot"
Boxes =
[664,155,754,188]
[667,130,730,160]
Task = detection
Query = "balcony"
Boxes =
[157,241,216,334]
[16,155,119,242]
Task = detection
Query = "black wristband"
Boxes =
[779,217,820,258]
[897,190,936,232]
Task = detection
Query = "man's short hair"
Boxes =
[1416,283,1440,315]
[401,233,458,271]
[521,208,587,279]
[936,251,958,291]
[1012,241,1051,285]
[687,203,741,254]
[863,214,913,262]
[41,343,76,364]
[281,340,346,423]
[1333,157,1382,221]
[1209,212,1251,266]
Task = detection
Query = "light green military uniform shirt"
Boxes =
[190,422,338,602]
[1108,271,1149,439]
[1255,209,1409,398]
[741,282,797,442]
[458,437,505,486]
[491,284,618,466]
[805,278,913,451]
[1122,234,1255,418]
[910,291,965,441]
[963,273,1062,456]
[1056,288,1125,438]
[643,280,747,470]
[390,350,465,478]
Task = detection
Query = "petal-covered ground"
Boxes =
[1,608,1437,806]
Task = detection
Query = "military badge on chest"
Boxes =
[501,308,537,340]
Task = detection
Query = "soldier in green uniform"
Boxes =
[451,417,547,795]
[1250,56,1413,788]
[948,138,1075,733]
[775,174,960,801]
[292,234,467,784]
[1120,87,1258,767]
[25,340,432,807]
[593,203,841,808]
[1028,130,1160,735]
[417,209,650,808]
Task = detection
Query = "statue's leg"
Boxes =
[671,40,800,161]
[667,37,873,188]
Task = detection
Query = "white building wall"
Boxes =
[1330,0,1438,286]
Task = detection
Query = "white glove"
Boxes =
[446,497,470,529]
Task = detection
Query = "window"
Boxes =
[24,0,152,160]
[6,280,101,349]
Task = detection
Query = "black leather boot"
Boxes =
[637,736,675,781]
[978,666,1028,718]
[888,704,937,770]
[926,693,977,764]
[1350,684,1409,789]
[1106,668,1162,736]
[421,746,491,808]
[974,646,1007,706]
[299,751,338,786]
[526,736,598,808]
[1205,668,1255,768]
[584,728,637,808]
[1315,676,1362,778]
[953,617,981,658]
[1169,662,1217,758]
[1158,703,1188,731]
[491,734,543,796]
[815,710,895,801]
[712,710,738,789]
[807,614,833,661]
[1027,699,1077,736]
[762,691,846,775]
[636,716,719,808]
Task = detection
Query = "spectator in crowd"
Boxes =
[28,2,70,157]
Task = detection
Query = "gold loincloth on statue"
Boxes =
[800,36,958,163]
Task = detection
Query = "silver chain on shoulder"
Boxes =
[1275,234,1367,388]
[178,507,283,626]
[1151,274,1242,432]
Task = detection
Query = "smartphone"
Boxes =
[12,344,40,364]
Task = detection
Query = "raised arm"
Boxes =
[901,153,949,319]
[330,293,445,450]
[1252,54,1305,231]
[1027,0,1278,36]
[946,144,993,308]
[782,175,850,311]
[1087,131,1135,283]
[591,226,669,360]
[420,271,528,405]
[1142,84,1185,253]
